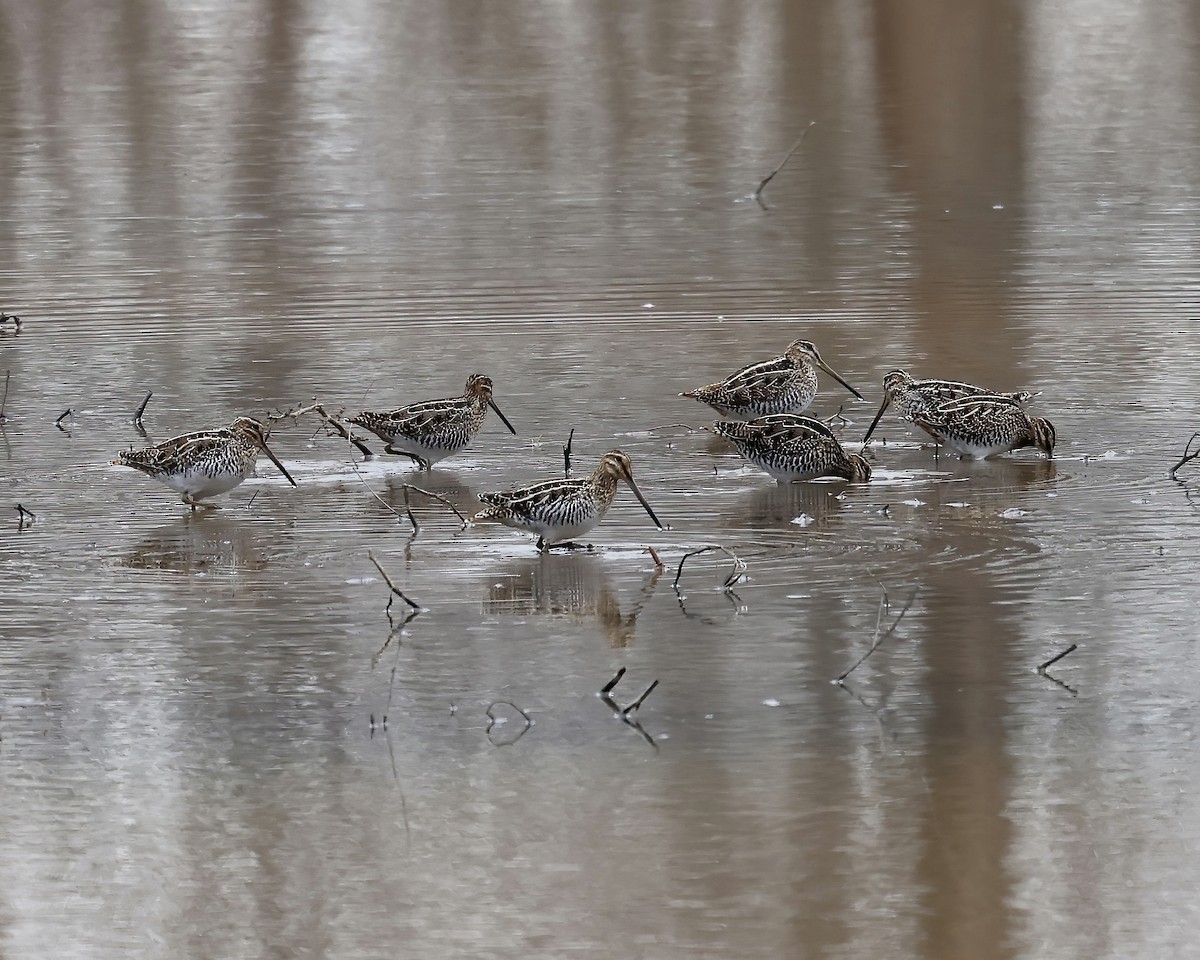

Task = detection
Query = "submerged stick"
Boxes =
[601,667,627,696]
[753,121,816,208]
[402,484,469,527]
[133,390,152,425]
[673,545,746,592]
[1037,643,1077,673]
[485,701,533,746]
[312,404,374,458]
[0,312,21,330]
[54,408,73,431]
[646,545,664,572]
[563,427,574,477]
[835,586,919,683]
[1169,432,1200,481]
[622,679,659,717]
[368,551,420,611]
[0,370,9,421]
[15,503,35,529]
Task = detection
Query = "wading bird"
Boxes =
[115,416,296,508]
[711,414,871,482]
[473,450,664,551]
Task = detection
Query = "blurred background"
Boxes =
[0,1,1198,957]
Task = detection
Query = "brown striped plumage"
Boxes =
[680,339,864,419]
[473,450,664,551]
[863,369,1039,443]
[348,374,516,469]
[912,395,1056,459]
[712,415,871,483]
[114,416,296,507]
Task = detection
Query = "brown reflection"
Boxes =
[119,514,270,574]
[911,561,1021,960]
[483,553,661,648]
[726,478,852,530]
[873,0,1029,375]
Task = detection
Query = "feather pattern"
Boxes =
[863,369,1039,443]
[473,450,663,550]
[115,416,295,506]
[680,339,863,419]
[348,373,515,469]
[712,414,871,482]
[912,394,1056,459]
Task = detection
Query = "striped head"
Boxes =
[229,417,270,446]
[845,454,873,483]
[230,416,297,486]
[785,340,822,365]
[595,450,636,483]
[881,369,915,396]
[1028,416,1056,458]
[464,374,494,401]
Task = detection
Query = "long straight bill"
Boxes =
[259,441,298,486]
[488,399,518,435]
[817,359,865,401]
[861,395,893,444]
[625,477,665,530]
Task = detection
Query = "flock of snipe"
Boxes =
[114,336,1057,551]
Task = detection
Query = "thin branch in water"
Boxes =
[563,427,574,477]
[823,403,850,429]
[1169,432,1200,481]
[133,390,152,426]
[753,120,816,209]
[15,503,35,529]
[622,679,659,717]
[598,670,659,750]
[372,606,420,669]
[54,408,73,432]
[1038,643,1077,673]
[0,312,21,331]
[835,586,919,683]
[402,484,469,527]
[673,545,746,592]
[601,667,626,696]
[486,700,533,746]
[368,551,421,611]
[312,404,374,458]
[646,545,664,572]
[0,370,9,422]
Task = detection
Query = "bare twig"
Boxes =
[753,121,816,208]
[835,586,919,683]
[622,679,659,717]
[372,606,420,669]
[15,503,35,529]
[0,371,10,421]
[563,428,574,477]
[673,545,746,592]
[1170,432,1200,481]
[486,701,533,746]
[0,312,20,331]
[598,670,659,750]
[401,484,469,527]
[312,404,374,458]
[54,408,73,431]
[368,551,421,611]
[1038,643,1077,673]
[133,390,152,426]
[646,545,664,571]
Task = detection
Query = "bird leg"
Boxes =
[383,445,431,471]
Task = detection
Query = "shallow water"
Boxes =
[2,1,1200,957]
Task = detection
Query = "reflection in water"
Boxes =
[483,552,661,647]
[727,477,852,531]
[118,514,271,574]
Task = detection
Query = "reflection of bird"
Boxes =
[118,514,270,574]
[473,450,664,551]
[914,395,1056,459]
[863,369,1038,443]
[483,553,662,647]
[711,415,871,482]
[115,416,296,508]
[348,374,517,470]
[727,474,849,530]
[680,339,863,418]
